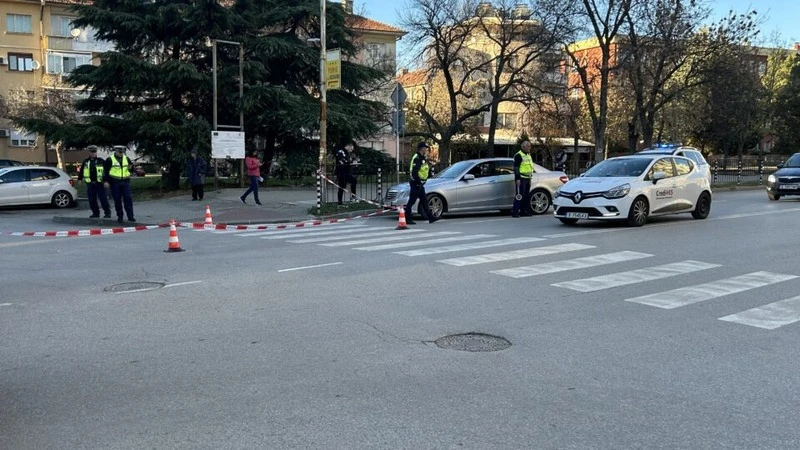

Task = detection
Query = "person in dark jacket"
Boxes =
[335,142,358,205]
[185,148,207,201]
[103,146,135,223]
[404,142,438,224]
[77,146,111,219]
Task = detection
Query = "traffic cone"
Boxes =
[204,204,213,228]
[164,220,185,253]
[396,208,408,230]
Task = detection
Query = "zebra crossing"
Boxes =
[221,224,800,330]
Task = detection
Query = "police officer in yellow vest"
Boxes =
[77,146,111,219]
[103,145,136,224]
[512,140,535,217]
[404,142,439,224]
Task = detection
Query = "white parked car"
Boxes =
[0,166,78,208]
[553,154,712,226]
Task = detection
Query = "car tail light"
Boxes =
[559,176,569,184]
[68,179,75,187]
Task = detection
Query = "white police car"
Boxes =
[553,154,712,226]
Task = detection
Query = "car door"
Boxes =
[494,160,516,207]
[672,157,698,210]
[643,157,677,214]
[455,161,498,209]
[27,168,60,203]
[0,168,31,204]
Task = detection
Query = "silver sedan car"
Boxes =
[384,158,569,219]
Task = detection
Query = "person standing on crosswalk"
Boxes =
[405,142,439,224]
[512,140,534,218]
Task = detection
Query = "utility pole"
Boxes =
[318,0,327,176]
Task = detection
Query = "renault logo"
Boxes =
[573,191,583,204]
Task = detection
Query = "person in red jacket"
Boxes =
[240,150,262,205]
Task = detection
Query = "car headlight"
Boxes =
[768,174,776,184]
[603,183,630,199]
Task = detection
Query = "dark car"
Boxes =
[0,159,25,167]
[766,153,800,200]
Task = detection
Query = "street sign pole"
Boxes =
[391,83,407,185]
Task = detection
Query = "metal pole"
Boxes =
[395,83,400,185]
[239,44,245,188]
[212,40,219,192]
[377,168,382,204]
[316,170,322,215]
[318,0,327,177]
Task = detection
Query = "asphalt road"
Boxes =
[2,189,800,449]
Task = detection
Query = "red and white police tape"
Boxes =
[1,223,168,237]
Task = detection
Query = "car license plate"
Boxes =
[566,212,589,219]
[780,184,799,190]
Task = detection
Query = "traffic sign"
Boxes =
[391,84,407,105]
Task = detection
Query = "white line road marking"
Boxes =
[626,271,798,309]
[0,303,12,306]
[278,262,343,273]
[354,234,496,251]
[719,295,800,329]
[492,251,653,279]
[460,218,511,224]
[289,229,420,243]
[236,224,367,238]
[320,231,459,247]
[711,207,800,221]
[544,228,628,239]
[438,243,595,267]
[395,237,546,257]
[554,260,721,293]
[163,281,204,289]
[0,240,71,248]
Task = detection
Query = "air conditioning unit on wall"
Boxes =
[0,56,7,65]
[0,129,11,138]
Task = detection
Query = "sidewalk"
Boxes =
[52,187,358,227]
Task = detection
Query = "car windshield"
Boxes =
[783,154,800,168]
[583,158,652,177]
[431,160,474,179]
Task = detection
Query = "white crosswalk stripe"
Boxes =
[492,251,653,279]
[718,295,800,329]
[553,260,721,293]
[437,243,594,267]
[251,225,371,239]
[289,228,422,243]
[320,231,460,247]
[354,234,496,251]
[394,237,545,257]
[625,271,798,309]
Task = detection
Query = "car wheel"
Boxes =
[559,218,579,225]
[52,190,74,208]
[768,192,780,201]
[626,196,649,227]
[691,192,711,219]
[526,189,551,215]
[422,193,445,219]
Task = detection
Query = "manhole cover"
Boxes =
[104,282,165,293]
[434,332,511,352]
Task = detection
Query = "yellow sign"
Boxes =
[326,49,341,90]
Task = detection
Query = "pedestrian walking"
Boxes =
[512,140,534,218]
[240,149,262,205]
[404,142,439,224]
[103,145,135,223]
[335,142,358,205]
[77,146,111,219]
[185,148,207,201]
[554,149,568,172]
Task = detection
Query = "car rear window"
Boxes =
[29,169,59,181]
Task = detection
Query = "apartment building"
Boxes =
[1,0,110,164]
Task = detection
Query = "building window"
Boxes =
[7,14,32,33]
[366,43,385,66]
[497,113,517,130]
[46,52,92,74]
[10,129,37,147]
[51,15,74,37]
[8,53,34,72]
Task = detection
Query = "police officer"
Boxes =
[103,145,135,224]
[405,142,439,224]
[335,142,357,205]
[512,140,534,217]
[78,146,111,219]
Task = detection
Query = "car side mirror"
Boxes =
[777,163,784,169]
[462,174,475,181]
[652,171,667,184]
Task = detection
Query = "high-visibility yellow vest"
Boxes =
[410,153,430,181]
[516,150,533,178]
[108,155,131,179]
[82,159,104,181]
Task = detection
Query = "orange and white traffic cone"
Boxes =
[396,208,408,230]
[204,204,213,229]
[165,220,185,253]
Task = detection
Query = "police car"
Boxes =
[553,154,712,226]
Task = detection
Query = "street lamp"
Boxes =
[316,0,328,177]
[210,38,245,189]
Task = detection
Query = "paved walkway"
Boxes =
[52,187,356,227]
